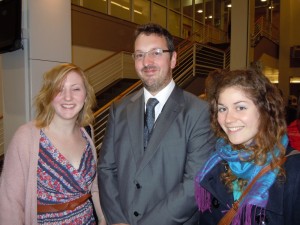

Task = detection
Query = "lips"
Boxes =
[61,104,75,109]
[227,126,243,132]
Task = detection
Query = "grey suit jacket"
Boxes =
[98,86,215,225]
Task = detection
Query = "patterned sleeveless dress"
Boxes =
[37,129,97,224]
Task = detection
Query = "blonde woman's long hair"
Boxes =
[34,63,96,128]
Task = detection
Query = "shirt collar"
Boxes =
[144,79,175,108]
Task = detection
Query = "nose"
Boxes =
[225,110,236,123]
[62,88,72,101]
[142,53,154,67]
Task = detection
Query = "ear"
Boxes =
[170,51,177,69]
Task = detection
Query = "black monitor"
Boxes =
[0,0,22,54]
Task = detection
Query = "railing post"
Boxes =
[193,43,196,77]
[223,51,226,69]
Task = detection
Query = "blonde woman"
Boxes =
[0,63,106,225]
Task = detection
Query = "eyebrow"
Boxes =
[218,100,248,106]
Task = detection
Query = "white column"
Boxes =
[230,0,250,70]
[1,0,72,150]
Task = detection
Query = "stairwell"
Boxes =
[95,78,139,109]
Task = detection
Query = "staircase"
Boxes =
[96,78,139,108]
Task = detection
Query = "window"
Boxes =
[134,0,150,24]
[152,3,166,28]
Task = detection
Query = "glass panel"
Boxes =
[71,0,107,14]
[214,0,221,29]
[205,0,213,26]
[134,0,150,24]
[169,0,180,12]
[224,3,231,33]
[111,0,130,21]
[195,1,204,23]
[194,21,206,42]
[168,10,180,37]
[152,4,166,28]
[182,0,193,18]
[182,16,192,38]
[154,0,166,6]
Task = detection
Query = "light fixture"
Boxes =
[261,0,267,2]
[290,77,300,83]
[197,9,203,13]
[103,0,142,15]
[227,4,232,8]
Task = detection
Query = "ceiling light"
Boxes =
[227,4,232,8]
[197,9,203,13]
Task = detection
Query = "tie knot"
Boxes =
[146,98,159,109]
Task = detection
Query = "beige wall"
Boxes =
[72,5,137,53]
[72,46,114,70]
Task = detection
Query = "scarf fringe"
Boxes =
[195,184,267,225]
[195,183,211,213]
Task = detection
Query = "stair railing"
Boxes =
[251,16,279,47]
[93,81,142,154]
[85,51,136,94]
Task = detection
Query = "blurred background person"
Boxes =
[287,95,300,150]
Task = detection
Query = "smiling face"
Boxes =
[134,34,177,95]
[51,71,87,123]
[217,86,260,146]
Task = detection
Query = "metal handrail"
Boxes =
[251,16,279,47]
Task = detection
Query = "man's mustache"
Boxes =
[142,65,158,72]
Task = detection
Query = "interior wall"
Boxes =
[71,5,137,53]
[71,4,184,55]
[72,46,114,70]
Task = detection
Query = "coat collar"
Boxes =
[200,161,285,215]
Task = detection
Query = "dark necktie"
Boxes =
[144,98,159,148]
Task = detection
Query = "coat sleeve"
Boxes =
[98,103,129,224]
[139,101,215,225]
[82,126,106,224]
[0,125,31,224]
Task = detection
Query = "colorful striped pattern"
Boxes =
[37,130,96,224]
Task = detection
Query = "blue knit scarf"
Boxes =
[195,135,288,225]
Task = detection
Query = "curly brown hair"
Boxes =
[206,69,287,190]
[34,63,96,128]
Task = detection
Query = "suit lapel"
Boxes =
[127,89,144,167]
[136,86,183,175]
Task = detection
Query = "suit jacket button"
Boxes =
[136,183,141,189]
[134,211,140,217]
[212,197,220,208]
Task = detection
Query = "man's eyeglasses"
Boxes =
[132,48,172,61]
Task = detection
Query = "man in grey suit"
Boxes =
[98,23,215,225]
